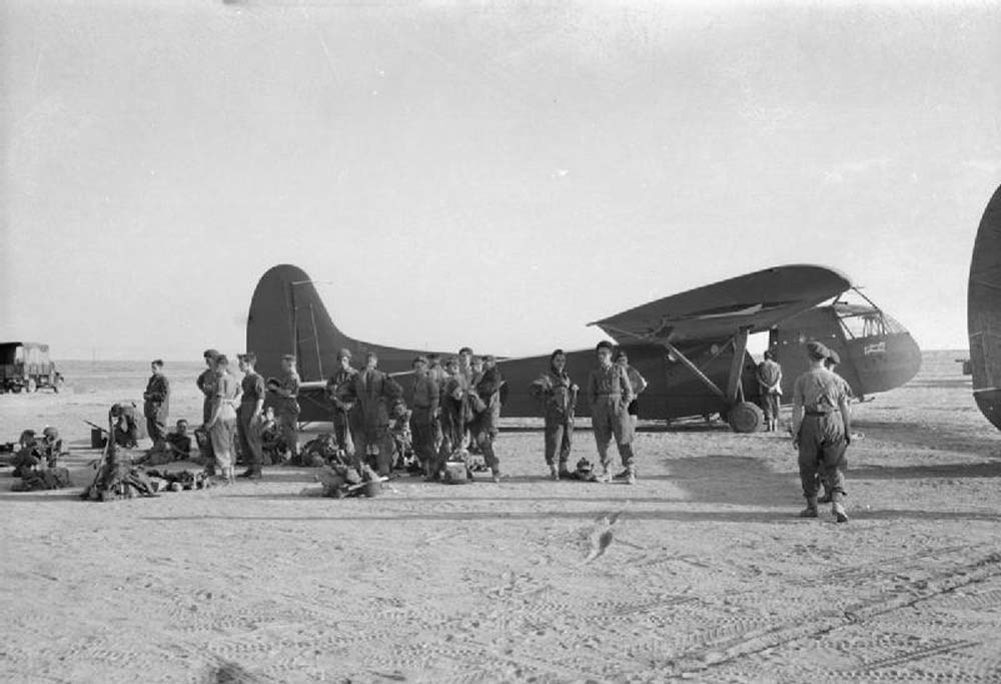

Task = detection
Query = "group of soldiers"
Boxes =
[324,347,505,482]
[135,340,653,486]
[135,337,853,516]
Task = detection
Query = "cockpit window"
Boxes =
[836,309,907,340]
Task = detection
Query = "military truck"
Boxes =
[0,342,64,393]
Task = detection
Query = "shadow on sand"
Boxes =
[854,418,1001,455]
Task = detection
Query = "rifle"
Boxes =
[83,419,110,435]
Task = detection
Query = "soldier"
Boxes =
[165,419,192,460]
[236,353,266,479]
[39,426,64,468]
[530,349,579,480]
[438,356,473,466]
[467,356,486,451]
[410,356,440,479]
[458,347,474,382]
[615,349,648,430]
[143,359,170,446]
[427,353,448,388]
[472,355,504,483]
[269,354,301,464]
[819,348,853,504]
[756,349,783,432]
[339,351,403,476]
[791,340,851,523]
[325,348,359,458]
[586,341,636,484]
[206,354,241,484]
[426,353,448,453]
[196,349,219,470]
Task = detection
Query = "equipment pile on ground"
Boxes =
[313,462,385,498]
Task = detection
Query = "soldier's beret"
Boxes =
[596,341,614,353]
[827,349,841,365]
[203,349,220,360]
[806,341,830,361]
[413,355,428,365]
[459,347,473,355]
[337,348,352,361]
[282,354,297,362]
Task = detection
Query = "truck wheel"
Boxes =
[727,401,764,433]
[27,379,37,393]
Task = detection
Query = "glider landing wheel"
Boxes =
[727,401,764,433]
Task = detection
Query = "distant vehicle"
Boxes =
[0,342,64,393]
[247,263,921,433]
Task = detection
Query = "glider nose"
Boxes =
[852,330,922,395]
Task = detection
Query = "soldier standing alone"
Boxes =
[530,349,579,480]
[756,349,783,432]
[791,340,851,523]
[586,341,636,484]
[143,359,170,446]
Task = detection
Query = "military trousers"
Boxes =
[591,397,634,469]
[544,413,574,466]
[474,426,500,474]
[237,404,263,472]
[797,414,847,501]
[760,392,780,422]
[332,409,355,456]
[209,412,238,471]
[276,410,300,459]
[145,408,167,444]
[410,409,437,469]
[355,426,394,476]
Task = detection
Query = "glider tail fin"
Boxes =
[247,264,356,382]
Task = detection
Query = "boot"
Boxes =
[612,469,630,481]
[799,497,819,518]
[831,491,849,523]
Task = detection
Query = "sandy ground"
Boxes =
[2,351,1001,683]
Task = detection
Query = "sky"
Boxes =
[1,0,999,361]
